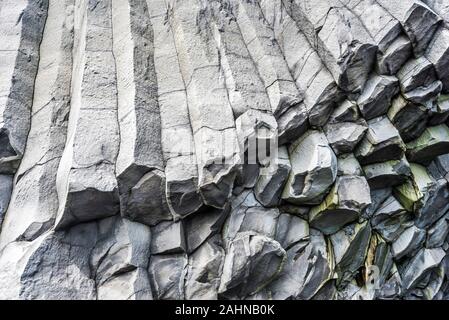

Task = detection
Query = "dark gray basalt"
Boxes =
[0,0,449,300]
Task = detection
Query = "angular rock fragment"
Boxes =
[426,216,449,248]
[233,109,278,192]
[397,56,437,92]
[428,153,449,180]
[324,120,368,155]
[0,0,48,173]
[393,163,449,230]
[224,205,280,243]
[92,217,153,300]
[400,248,445,291]
[311,280,338,300]
[417,264,445,299]
[150,0,203,218]
[329,100,360,124]
[150,220,186,255]
[392,226,426,259]
[149,253,187,300]
[276,104,309,145]
[55,0,120,229]
[282,130,337,205]
[283,0,378,93]
[218,232,286,299]
[406,124,449,164]
[415,178,449,229]
[185,236,224,300]
[337,153,363,177]
[275,213,309,249]
[278,204,310,220]
[425,27,449,92]
[183,206,229,253]
[376,0,442,56]
[267,229,332,300]
[0,175,13,229]
[377,36,413,75]
[357,74,399,120]
[371,195,414,242]
[394,163,433,212]
[254,146,291,207]
[235,109,278,167]
[365,235,394,293]
[363,156,412,189]
[355,116,406,165]
[403,80,442,105]
[330,221,372,287]
[429,95,449,125]
[377,264,403,299]
[309,175,371,235]
[123,170,171,227]
[362,187,392,219]
[387,94,429,142]
[97,268,153,300]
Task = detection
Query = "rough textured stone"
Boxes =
[267,228,332,299]
[363,156,412,189]
[0,0,48,174]
[388,94,429,142]
[254,146,291,207]
[185,236,224,300]
[355,116,406,165]
[1,0,449,301]
[54,1,121,230]
[376,0,442,56]
[392,225,426,259]
[325,120,368,155]
[309,175,371,235]
[406,124,449,164]
[218,232,286,299]
[282,130,337,205]
[268,2,343,127]
[357,75,400,120]
[371,195,414,242]
[330,221,372,286]
[283,0,378,93]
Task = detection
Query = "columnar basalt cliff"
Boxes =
[1,0,449,300]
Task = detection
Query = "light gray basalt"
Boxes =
[0,0,449,301]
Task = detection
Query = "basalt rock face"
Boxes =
[0,0,449,301]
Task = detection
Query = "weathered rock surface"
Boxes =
[282,130,337,205]
[1,0,449,300]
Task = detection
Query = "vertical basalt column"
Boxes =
[232,0,309,144]
[113,0,172,226]
[167,0,240,209]
[148,0,204,219]
[282,0,378,94]
[266,1,344,127]
[206,1,278,189]
[234,0,303,118]
[55,0,120,229]
[0,0,75,246]
[0,0,48,174]
[338,0,412,76]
